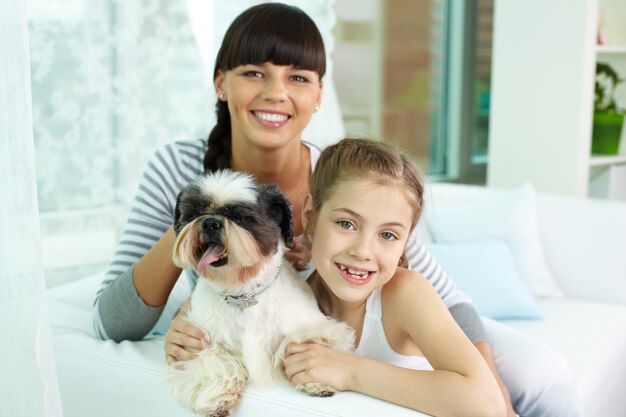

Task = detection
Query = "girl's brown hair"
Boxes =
[203,3,326,172]
[310,138,425,266]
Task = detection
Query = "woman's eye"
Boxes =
[242,70,262,78]
[291,74,308,83]
[381,232,398,241]
[337,220,354,230]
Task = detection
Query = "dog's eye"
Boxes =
[222,207,253,224]
[237,215,251,224]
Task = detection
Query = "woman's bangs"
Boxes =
[225,25,325,77]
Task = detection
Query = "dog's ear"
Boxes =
[173,185,194,235]
[173,190,185,235]
[263,184,294,246]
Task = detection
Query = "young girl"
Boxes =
[284,138,505,417]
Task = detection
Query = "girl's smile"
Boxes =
[335,262,375,286]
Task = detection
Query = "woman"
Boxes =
[93,4,580,417]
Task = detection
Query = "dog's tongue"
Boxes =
[197,243,225,270]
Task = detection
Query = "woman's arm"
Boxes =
[133,226,182,306]
[93,140,205,341]
[284,272,505,417]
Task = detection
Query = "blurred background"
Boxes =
[27,0,625,287]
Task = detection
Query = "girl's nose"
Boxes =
[348,234,373,261]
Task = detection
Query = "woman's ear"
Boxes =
[314,82,323,111]
[214,70,225,100]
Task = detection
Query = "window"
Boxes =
[333,0,450,175]
[29,0,209,286]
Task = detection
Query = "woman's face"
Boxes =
[215,62,322,151]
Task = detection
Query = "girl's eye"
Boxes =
[337,220,355,230]
[381,232,398,241]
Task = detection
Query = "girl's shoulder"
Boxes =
[381,268,446,337]
[381,268,438,312]
[382,267,427,293]
[379,269,436,345]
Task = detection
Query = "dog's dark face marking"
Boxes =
[173,171,293,269]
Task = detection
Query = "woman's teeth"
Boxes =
[255,111,288,122]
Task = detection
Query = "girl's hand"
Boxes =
[284,238,310,271]
[164,300,210,366]
[283,343,357,391]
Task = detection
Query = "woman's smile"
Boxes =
[252,110,291,128]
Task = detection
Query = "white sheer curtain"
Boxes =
[29,0,211,284]
[0,0,64,416]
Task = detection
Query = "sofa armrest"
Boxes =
[537,194,626,305]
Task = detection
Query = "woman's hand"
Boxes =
[164,300,209,366]
[284,238,310,271]
[283,342,357,391]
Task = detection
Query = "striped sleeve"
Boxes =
[405,229,487,343]
[93,139,206,341]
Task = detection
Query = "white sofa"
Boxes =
[48,183,626,417]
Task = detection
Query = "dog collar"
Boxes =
[220,264,281,308]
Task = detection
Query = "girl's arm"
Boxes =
[284,271,505,417]
[406,233,515,416]
[405,232,487,341]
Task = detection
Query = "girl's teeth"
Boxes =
[339,264,369,278]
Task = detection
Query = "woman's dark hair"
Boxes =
[204,3,326,172]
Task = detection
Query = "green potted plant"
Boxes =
[592,62,625,155]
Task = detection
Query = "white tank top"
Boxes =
[354,287,434,371]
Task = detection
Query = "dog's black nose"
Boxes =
[202,217,222,231]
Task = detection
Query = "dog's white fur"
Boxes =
[165,171,354,417]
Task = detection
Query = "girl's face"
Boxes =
[308,178,415,305]
[215,62,322,151]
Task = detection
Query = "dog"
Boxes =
[165,170,355,417]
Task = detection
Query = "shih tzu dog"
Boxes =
[165,170,354,417]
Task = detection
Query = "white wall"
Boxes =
[487,0,597,197]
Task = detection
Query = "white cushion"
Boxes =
[425,183,563,298]
[537,193,626,304]
[426,239,543,320]
[504,299,626,417]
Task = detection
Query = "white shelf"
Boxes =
[589,154,626,166]
[596,45,626,54]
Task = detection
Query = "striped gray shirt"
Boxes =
[93,139,484,343]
